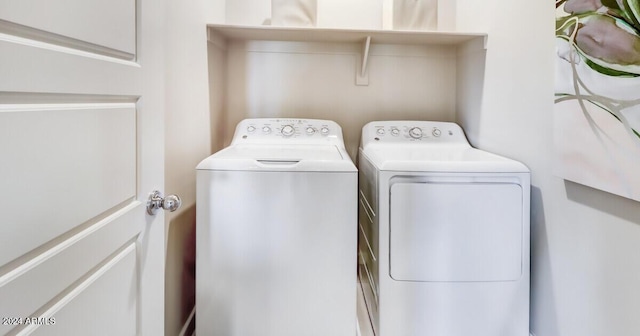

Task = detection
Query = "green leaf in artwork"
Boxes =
[585,58,640,76]
[601,0,621,10]
[622,0,640,31]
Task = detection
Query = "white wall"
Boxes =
[165,1,224,335]
[221,40,458,158]
[455,1,640,336]
[166,1,640,335]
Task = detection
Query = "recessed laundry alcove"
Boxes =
[206,24,487,158]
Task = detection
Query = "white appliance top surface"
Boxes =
[198,118,356,172]
[214,144,343,161]
[360,121,529,172]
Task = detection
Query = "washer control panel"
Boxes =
[362,121,469,146]
[232,118,343,144]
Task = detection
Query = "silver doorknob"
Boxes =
[146,190,182,215]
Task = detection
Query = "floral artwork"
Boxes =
[555,0,640,201]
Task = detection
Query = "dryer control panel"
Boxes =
[361,121,470,147]
[231,118,345,145]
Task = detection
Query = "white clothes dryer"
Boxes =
[196,118,357,336]
[357,121,530,336]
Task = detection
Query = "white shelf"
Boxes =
[207,24,487,48]
[207,24,487,86]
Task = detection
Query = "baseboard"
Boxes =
[178,307,196,336]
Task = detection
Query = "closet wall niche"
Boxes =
[206,2,486,159]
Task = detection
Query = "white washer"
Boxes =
[196,118,357,336]
[358,121,530,336]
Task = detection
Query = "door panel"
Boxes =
[0,0,136,56]
[0,35,140,95]
[0,0,165,335]
[0,105,136,266]
[0,205,141,335]
[29,244,138,336]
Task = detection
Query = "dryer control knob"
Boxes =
[306,127,316,135]
[409,127,423,139]
[262,126,272,134]
[247,126,256,133]
[432,128,442,137]
[320,127,330,136]
[282,125,295,137]
[391,128,400,136]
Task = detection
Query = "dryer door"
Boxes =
[389,179,523,282]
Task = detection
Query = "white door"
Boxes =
[0,0,166,335]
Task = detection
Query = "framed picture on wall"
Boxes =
[554,0,640,202]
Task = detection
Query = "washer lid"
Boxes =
[197,144,357,172]
[362,145,529,173]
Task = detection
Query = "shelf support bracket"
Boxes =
[356,36,371,86]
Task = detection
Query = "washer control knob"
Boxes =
[320,127,330,136]
[247,126,256,133]
[262,126,271,134]
[376,128,385,135]
[409,127,423,139]
[306,127,316,135]
[391,128,400,136]
[281,125,295,137]
[432,128,442,137]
